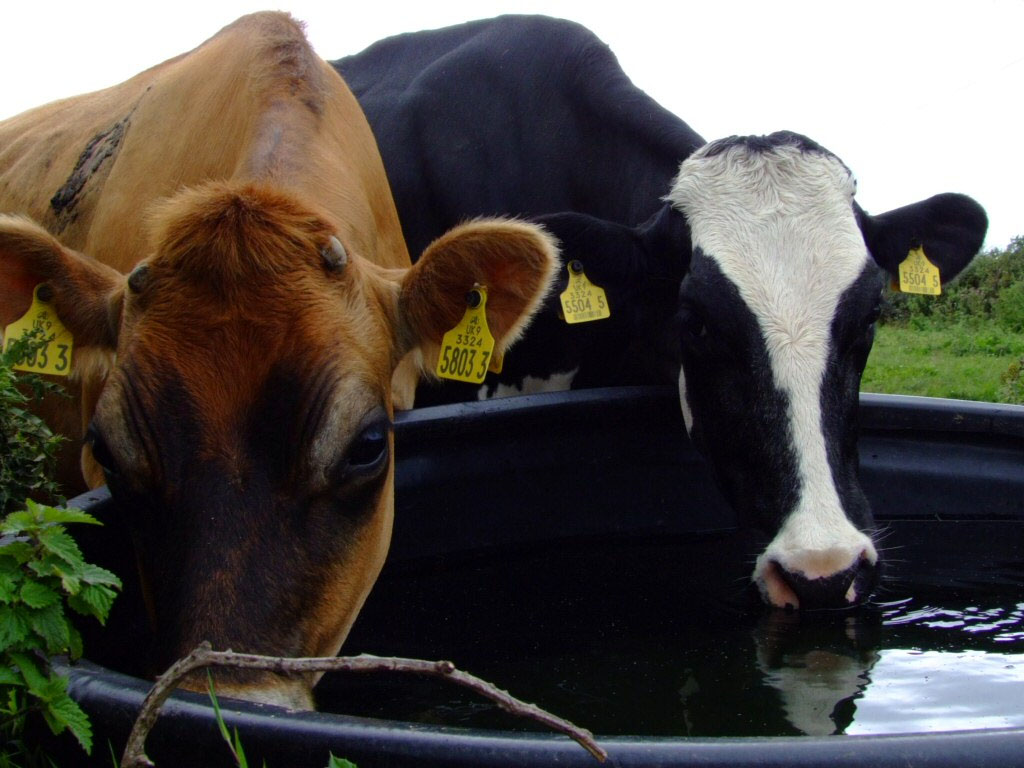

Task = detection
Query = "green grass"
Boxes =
[861,323,1024,403]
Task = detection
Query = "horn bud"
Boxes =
[127,264,150,293]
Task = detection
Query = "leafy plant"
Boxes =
[0,501,121,757]
[0,328,66,515]
[1001,358,1024,405]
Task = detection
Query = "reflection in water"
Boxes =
[333,536,1024,738]
[846,649,1024,734]
[753,610,880,735]
[847,599,1024,735]
[752,599,1024,736]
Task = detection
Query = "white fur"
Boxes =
[677,369,694,436]
[478,368,579,400]
[669,142,877,607]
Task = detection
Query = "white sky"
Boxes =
[3,0,1021,249]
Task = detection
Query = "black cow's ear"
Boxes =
[639,203,691,280]
[533,206,689,288]
[531,212,640,286]
[857,193,988,282]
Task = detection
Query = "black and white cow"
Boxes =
[335,18,987,610]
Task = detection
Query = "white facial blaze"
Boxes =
[669,141,878,607]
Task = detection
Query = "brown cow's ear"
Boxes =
[397,218,559,364]
[0,214,124,349]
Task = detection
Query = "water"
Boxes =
[328,530,1024,738]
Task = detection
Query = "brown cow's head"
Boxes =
[0,182,557,707]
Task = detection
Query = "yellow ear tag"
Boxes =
[436,285,496,384]
[3,284,74,376]
[897,246,942,296]
[560,261,611,324]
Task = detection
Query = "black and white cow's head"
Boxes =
[666,131,986,610]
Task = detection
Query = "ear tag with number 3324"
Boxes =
[3,284,74,376]
[895,246,942,296]
[436,285,497,384]
[560,260,611,324]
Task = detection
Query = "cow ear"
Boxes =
[639,203,691,278]
[857,193,988,283]
[398,218,558,364]
[0,215,124,350]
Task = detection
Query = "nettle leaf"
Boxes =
[0,664,23,687]
[0,511,35,536]
[0,541,33,565]
[29,603,71,654]
[328,756,359,768]
[19,580,60,609]
[67,584,118,624]
[67,623,83,661]
[36,527,84,567]
[57,566,82,596]
[8,652,49,697]
[36,507,102,527]
[0,604,32,648]
[75,562,122,589]
[44,691,94,754]
[0,571,21,603]
[28,558,80,595]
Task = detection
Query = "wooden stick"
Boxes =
[120,642,607,767]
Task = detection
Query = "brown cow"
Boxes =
[0,13,557,708]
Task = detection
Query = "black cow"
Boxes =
[334,17,987,610]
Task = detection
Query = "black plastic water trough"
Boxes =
[52,387,1024,767]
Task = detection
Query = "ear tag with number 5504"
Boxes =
[436,285,496,384]
[3,284,74,376]
[895,246,942,296]
[560,261,610,324]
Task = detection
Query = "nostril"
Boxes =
[776,554,877,611]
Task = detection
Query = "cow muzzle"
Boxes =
[180,668,316,710]
[754,543,878,611]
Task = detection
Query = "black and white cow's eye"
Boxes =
[862,303,882,336]
[677,305,709,343]
[85,424,119,478]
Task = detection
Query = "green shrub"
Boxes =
[994,281,1024,332]
[0,501,121,759]
[1001,358,1024,404]
[1,329,65,515]
[2,322,116,764]
[881,236,1024,328]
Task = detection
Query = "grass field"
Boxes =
[861,323,1024,403]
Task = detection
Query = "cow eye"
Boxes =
[85,424,119,478]
[345,411,390,474]
[677,304,708,343]
[860,302,882,341]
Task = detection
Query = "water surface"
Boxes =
[331,530,1024,738]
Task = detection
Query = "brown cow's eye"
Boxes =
[348,418,389,470]
[85,424,119,478]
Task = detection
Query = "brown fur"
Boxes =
[0,13,557,708]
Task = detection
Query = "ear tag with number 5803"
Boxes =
[436,285,496,384]
[3,284,74,376]
[895,246,942,296]
[560,261,610,324]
